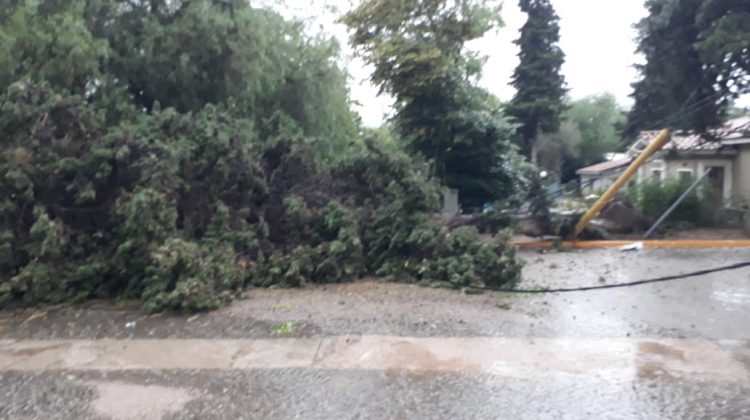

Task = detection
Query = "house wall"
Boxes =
[734,145,750,204]
[581,169,626,194]
[441,189,460,215]
[666,159,699,179]
[641,158,701,181]
[638,155,736,203]
[695,158,734,202]
[580,151,742,201]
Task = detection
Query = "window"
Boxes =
[650,159,667,182]
[677,169,694,182]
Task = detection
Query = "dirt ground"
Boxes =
[660,227,748,240]
[512,227,748,242]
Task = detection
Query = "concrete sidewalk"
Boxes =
[1,336,747,381]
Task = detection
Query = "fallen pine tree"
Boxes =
[0,0,526,312]
[0,83,523,312]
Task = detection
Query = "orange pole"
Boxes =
[574,130,671,238]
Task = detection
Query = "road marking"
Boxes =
[0,337,746,380]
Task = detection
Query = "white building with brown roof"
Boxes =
[576,117,750,206]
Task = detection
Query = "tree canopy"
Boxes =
[342,0,529,209]
[0,0,359,159]
[627,0,749,135]
[537,94,626,182]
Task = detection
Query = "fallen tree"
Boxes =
[0,0,525,312]
[0,83,523,312]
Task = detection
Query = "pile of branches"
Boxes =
[0,83,523,312]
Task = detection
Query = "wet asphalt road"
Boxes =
[1,248,749,419]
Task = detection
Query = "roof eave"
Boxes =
[722,138,750,146]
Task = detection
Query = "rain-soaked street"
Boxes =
[1,248,749,419]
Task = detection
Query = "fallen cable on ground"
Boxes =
[455,261,750,294]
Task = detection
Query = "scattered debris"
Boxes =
[272,303,294,311]
[619,242,644,252]
[597,198,648,234]
[125,321,137,329]
[22,311,47,324]
[273,321,295,335]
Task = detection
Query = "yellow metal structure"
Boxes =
[574,129,671,238]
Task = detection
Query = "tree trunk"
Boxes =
[530,140,539,164]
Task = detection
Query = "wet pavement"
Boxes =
[1,248,749,419]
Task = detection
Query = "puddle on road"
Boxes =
[635,340,749,382]
[639,342,686,361]
[88,381,196,420]
[636,342,686,380]
[712,289,750,309]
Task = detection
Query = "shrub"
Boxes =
[628,178,718,226]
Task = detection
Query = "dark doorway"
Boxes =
[706,166,725,206]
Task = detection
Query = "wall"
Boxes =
[441,189,460,215]
[734,145,750,204]
[638,156,735,202]
[695,158,734,202]
[581,169,625,194]
[666,159,699,179]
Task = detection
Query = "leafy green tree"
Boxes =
[0,0,107,93]
[506,0,567,162]
[536,120,581,180]
[564,94,625,176]
[537,94,625,181]
[627,0,749,135]
[342,0,526,209]
[1,0,359,162]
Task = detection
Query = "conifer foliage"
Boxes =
[0,0,523,311]
[506,0,567,162]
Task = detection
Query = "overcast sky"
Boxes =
[272,0,745,128]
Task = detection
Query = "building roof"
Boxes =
[576,158,631,175]
[633,130,723,153]
[636,116,750,152]
[662,131,724,151]
[720,116,750,143]
[576,115,750,176]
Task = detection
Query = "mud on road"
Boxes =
[1,248,748,340]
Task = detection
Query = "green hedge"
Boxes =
[627,177,719,226]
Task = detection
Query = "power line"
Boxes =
[454,261,750,294]
[642,90,724,132]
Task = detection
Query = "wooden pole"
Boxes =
[574,129,671,238]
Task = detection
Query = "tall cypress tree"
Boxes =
[627,0,749,136]
[507,0,567,163]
